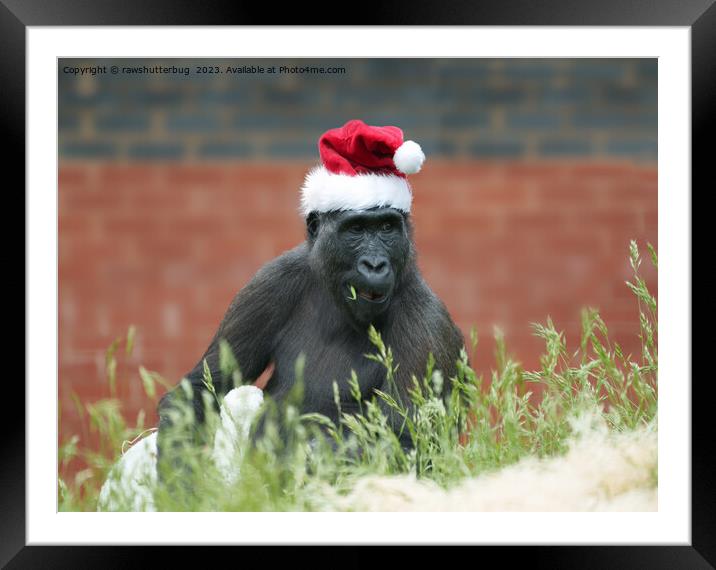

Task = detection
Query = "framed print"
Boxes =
[7,0,711,566]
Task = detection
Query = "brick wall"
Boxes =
[59,58,657,161]
[58,58,657,452]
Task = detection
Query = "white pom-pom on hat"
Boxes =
[393,140,425,175]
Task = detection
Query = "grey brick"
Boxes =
[540,86,590,105]
[599,84,656,105]
[59,113,80,131]
[303,116,360,131]
[129,89,184,107]
[569,61,628,80]
[233,115,287,129]
[572,111,657,129]
[363,59,436,79]
[62,141,118,159]
[468,140,525,158]
[166,113,222,133]
[95,113,150,132]
[127,143,184,160]
[439,111,490,128]
[434,59,494,80]
[502,61,561,80]
[507,112,562,130]
[416,139,457,157]
[199,90,251,106]
[233,114,346,131]
[266,140,316,158]
[473,85,528,105]
[333,84,438,107]
[360,112,431,130]
[538,138,593,156]
[605,139,658,157]
[635,59,658,80]
[260,85,313,106]
[60,89,113,107]
[198,142,254,158]
[434,84,480,107]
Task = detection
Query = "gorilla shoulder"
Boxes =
[217,243,311,334]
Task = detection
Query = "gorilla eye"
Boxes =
[307,216,319,237]
[350,224,364,233]
[381,222,393,232]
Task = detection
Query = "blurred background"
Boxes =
[58,58,657,452]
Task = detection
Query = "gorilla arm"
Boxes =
[156,245,308,480]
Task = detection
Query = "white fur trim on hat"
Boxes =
[300,166,413,216]
[393,140,425,174]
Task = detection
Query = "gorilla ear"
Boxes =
[306,212,320,238]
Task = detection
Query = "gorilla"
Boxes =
[157,120,465,474]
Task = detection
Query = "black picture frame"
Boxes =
[6,1,711,565]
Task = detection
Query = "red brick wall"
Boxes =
[58,159,657,446]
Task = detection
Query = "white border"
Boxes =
[28,27,690,545]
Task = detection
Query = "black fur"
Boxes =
[157,207,464,470]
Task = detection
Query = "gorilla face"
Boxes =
[307,207,413,327]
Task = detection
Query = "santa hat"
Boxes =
[300,119,425,216]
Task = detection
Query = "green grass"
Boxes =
[58,240,657,512]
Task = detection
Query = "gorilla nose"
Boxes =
[357,255,390,280]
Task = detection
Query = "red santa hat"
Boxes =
[300,119,425,216]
